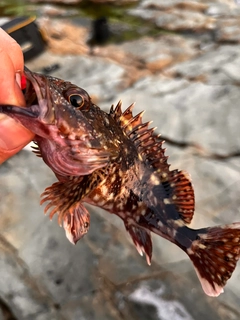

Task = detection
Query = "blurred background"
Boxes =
[1,0,240,319]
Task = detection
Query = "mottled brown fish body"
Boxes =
[0,67,240,297]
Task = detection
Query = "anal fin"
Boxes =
[125,224,152,265]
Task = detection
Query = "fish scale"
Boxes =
[1,67,240,297]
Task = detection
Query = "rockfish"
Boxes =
[1,67,240,297]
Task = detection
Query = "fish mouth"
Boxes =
[24,66,44,107]
[23,66,55,124]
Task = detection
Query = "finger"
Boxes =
[0,28,24,73]
[0,29,34,161]
[0,28,25,105]
[0,115,34,164]
[0,53,24,106]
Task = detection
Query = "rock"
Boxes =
[140,0,209,12]
[38,4,79,17]
[215,18,240,43]
[146,53,173,71]
[30,0,82,3]
[0,308,3,320]
[38,19,89,56]
[129,7,216,32]
[206,3,233,16]
[89,0,138,3]
[100,72,240,156]
[26,51,126,103]
[0,234,63,320]
[118,35,199,72]
[155,9,215,31]
[164,44,240,85]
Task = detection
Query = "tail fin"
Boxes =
[186,223,240,296]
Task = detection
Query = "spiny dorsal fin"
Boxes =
[111,102,195,224]
[110,102,169,173]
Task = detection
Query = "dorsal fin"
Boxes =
[110,102,169,174]
[110,102,195,224]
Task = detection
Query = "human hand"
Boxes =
[0,28,34,164]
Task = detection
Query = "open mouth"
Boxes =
[24,77,38,107]
[23,66,45,108]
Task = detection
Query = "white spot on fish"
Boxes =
[92,194,100,202]
[150,174,160,185]
[163,198,171,205]
[101,185,108,196]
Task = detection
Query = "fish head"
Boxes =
[0,67,112,176]
[23,66,92,138]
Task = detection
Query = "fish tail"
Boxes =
[186,223,240,296]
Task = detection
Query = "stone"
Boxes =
[119,35,199,72]
[89,0,138,3]
[0,308,3,320]
[215,18,240,43]
[26,51,126,103]
[164,44,240,85]
[128,8,216,32]
[140,0,209,12]
[30,0,82,3]
[101,72,240,156]
[154,9,215,31]
[38,19,89,56]
[38,4,79,17]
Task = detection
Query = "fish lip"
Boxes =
[24,66,45,104]
[24,66,55,124]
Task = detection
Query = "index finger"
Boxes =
[0,29,25,106]
[0,28,24,73]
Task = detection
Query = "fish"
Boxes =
[1,66,240,297]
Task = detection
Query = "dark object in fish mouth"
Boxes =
[0,67,240,297]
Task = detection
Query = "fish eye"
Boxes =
[84,222,89,228]
[69,94,84,108]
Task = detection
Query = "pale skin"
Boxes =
[0,28,34,164]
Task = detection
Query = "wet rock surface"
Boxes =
[2,0,240,319]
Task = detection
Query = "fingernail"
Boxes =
[15,72,21,88]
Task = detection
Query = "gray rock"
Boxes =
[0,308,3,320]
[119,35,199,70]
[103,73,240,155]
[27,53,126,103]
[206,3,232,16]
[128,7,215,32]
[140,0,208,11]
[0,235,63,320]
[216,18,240,43]
[30,0,81,3]
[154,10,215,32]
[165,44,240,85]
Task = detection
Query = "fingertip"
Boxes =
[0,28,24,73]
